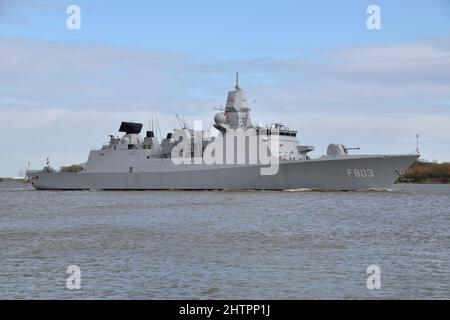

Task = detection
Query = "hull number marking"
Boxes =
[347,169,374,178]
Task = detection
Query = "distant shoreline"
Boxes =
[0,177,26,182]
[397,161,450,184]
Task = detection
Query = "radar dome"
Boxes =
[214,113,227,125]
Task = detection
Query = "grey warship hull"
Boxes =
[30,154,418,191]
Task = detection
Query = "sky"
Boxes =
[0,0,450,176]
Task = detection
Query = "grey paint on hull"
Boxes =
[31,155,418,191]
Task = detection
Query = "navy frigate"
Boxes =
[28,74,419,190]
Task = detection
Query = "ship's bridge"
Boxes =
[263,123,298,137]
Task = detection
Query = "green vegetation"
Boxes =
[398,161,450,184]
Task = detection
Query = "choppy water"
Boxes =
[0,181,449,299]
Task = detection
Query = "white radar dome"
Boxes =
[214,113,227,125]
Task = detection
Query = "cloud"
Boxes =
[243,40,450,114]
[0,37,449,175]
[0,38,197,112]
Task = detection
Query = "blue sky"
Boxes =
[2,0,450,57]
[0,0,450,176]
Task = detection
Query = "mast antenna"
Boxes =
[155,117,162,141]
[416,133,420,155]
[176,114,188,129]
[212,105,224,111]
[235,72,240,90]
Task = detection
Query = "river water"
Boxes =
[0,181,449,299]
